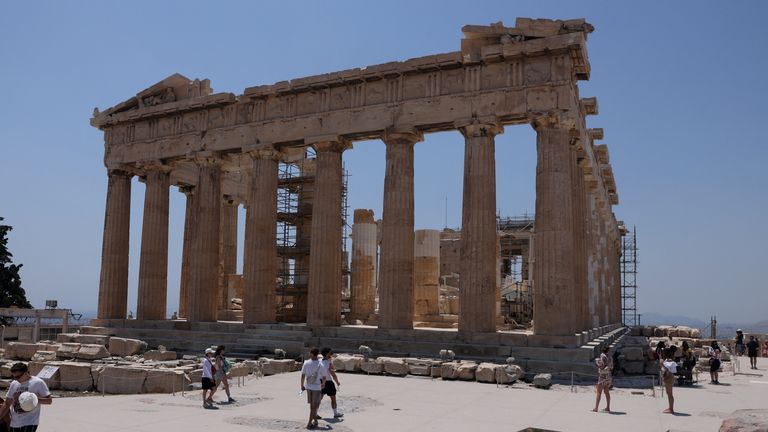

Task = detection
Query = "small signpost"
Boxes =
[36,365,59,380]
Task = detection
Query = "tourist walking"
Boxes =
[214,345,235,403]
[762,340,768,358]
[320,348,343,419]
[592,346,612,413]
[301,348,327,430]
[661,348,677,414]
[735,329,745,356]
[746,336,759,369]
[708,343,722,384]
[202,348,218,409]
[0,362,53,432]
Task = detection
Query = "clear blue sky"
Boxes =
[1,1,766,324]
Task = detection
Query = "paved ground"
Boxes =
[36,357,767,431]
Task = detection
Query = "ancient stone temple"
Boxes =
[91,18,624,357]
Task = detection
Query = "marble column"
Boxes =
[219,197,238,310]
[186,152,222,323]
[97,169,132,319]
[349,209,378,320]
[243,147,281,324]
[178,186,195,319]
[307,138,350,327]
[378,127,422,330]
[532,118,580,336]
[571,156,590,331]
[136,165,171,320]
[457,119,502,334]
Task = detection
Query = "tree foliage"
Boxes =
[0,217,32,308]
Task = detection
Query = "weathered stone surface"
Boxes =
[59,363,94,391]
[98,366,148,394]
[108,337,147,357]
[622,347,645,361]
[361,359,383,374]
[228,363,250,378]
[56,343,82,359]
[407,364,431,376]
[79,326,114,336]
[56,333,110,345]
[622,361,645,375]
[719,409,768,432]
[144,370,190,393]
[0,363,11,378]
[260,358,298,376]
[31,351,57,362]
[77,344,110,361]
[332,354,362,372]
[29,361,60,390]
[533,373,552,389]
[441,362,461,380]
[457,362,478,380]
[377,357,408,376]
[475,363,498,383]
[496,364,524,384]
[5,342,42,360]
[188,368,203,383]
[143,350,177,361]
[430,365,442,378]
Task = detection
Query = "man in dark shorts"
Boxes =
[201,348,218,409]
[747,335,760,369]
[320,348,343,418]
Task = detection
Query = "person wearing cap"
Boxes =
[201,348,218,409]
[0,362,52,432]
[301,348,327,430]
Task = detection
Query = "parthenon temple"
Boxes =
[91,17,625,355]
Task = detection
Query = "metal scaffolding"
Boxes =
[621,225,638,326]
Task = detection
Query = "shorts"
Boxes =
[202,377,216,390]
[322,380,337,396]
[10,426,39,432]
[710,359,721,373]
[663,372,675,386]
[306,389,322,408]
[748,351,758,358]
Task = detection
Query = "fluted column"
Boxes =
[187,152,222,323]
[137,164,171,320]
[307,138,350,327]
[219,197,238,310]
[349,209,378,320]
[572,155,590,331]
[457,119,502,334]
[378,127,422,330]
[532,118,580,336]
[97,169,132,319]
[178,186,195,319]
[243,147,281,324]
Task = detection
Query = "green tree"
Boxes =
[0,216,32,308]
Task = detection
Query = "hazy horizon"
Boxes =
[1,1,766,324]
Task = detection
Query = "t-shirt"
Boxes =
[202,356,214,379]
[662,360,677,375]
[301,359,326,391]
[321,358,335,379]
[5,376,50,427]
[747,340,759,355]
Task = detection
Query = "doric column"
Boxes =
[186,152,222,323]
[178,185,195,319]
[349,209,378,321]
[572,155,590,331]
[97,169,132,319]
[456,118,502,334]
[378,127,422,330]
[532,117,580,336]
[136,163,171,320]
[307,137,350,327]
[414,229,440,317]
[219,196,238,311]
[242,146,281,324]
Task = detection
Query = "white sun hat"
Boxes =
[18,391,38,412]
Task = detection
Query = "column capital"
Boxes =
[587,128,604,141]
[307,134,352,153]
[455,117,503,138]
[137,159,173,174]
[580,97,599,116]
[187,150,223,167]
[530,111,578,131]
[244,146,282,161]
[178,184,195,195]
[382,126,423,146]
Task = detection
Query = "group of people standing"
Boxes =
[300,347,343,430]
[734,330,763,370]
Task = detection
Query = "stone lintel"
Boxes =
[187,150,222,166]
[382,126,423,145]
[588,127,604,141]
[594,144,609,164]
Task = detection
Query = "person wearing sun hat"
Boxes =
[0,362,53,432]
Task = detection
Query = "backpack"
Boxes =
[223,358,231,374]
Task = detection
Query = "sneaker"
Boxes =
[315,414,322,420]
[334,412,344,418]
[228,397,236,403]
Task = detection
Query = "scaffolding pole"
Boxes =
[621,225,638,326]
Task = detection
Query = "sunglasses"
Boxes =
[11,373,23,379]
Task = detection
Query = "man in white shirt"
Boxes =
[0,363,53,432]
[300,348,327,430]
[201,348,218,409]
